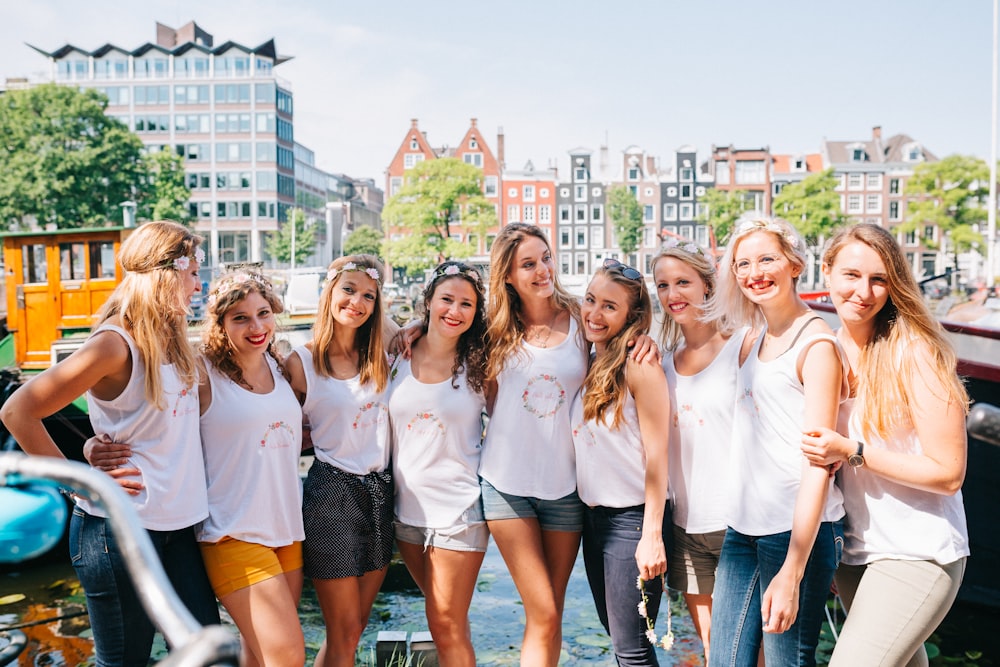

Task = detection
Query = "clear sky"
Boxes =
[1,0,995,184]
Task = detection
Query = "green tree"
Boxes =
[0,83,147,229]
[138,149,192,224]
[344,224,384,257]
[266,208,316,266]
[698,188,751,246]
[606,185,643,258]
[381,158,496,277]
[772,168,846,246]
[903,155,989,268]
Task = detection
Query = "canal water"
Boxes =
[0,539,704,666]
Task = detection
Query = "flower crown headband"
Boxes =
[206,271,271,308]
[433,263,482,285]
[662,237,707,257]
[733,217,800,250]
[165,246,206,271]
[327,261,381,284]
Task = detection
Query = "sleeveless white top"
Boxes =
[197,357,305,545]
[479,317,588,499]
[839,405,970,566]
[663,329,746,533]
[389,357,486,528]
[293,345,390,475]
[571,388,646,508]
[81,325,207,530]
[728,328,847,535]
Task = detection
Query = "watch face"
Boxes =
[848,454,864,468]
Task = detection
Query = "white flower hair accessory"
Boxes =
[327,261,382,284]
[168,246,206,271]
[637,575,674,651]
[662,237,706,256]
[433,262,482,284]
[734,217,800,250]
[206,271,270,308]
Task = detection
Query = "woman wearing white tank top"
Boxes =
[801,224,969,667]
[702,216,846,667]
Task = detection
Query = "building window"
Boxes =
[482,176,497,197]
[847,173,863,190]
[559,206,571,223]
[681,184,692,199]
[403,153,424,169]
[523,206,535,222]
[680,167,693,181]
[574,167,587,181]
[218,232,250,264]
[889,178,900,194]
[715,161,730,185]
[889,201,900,220]
[507,205,520,222]
[679,203,694,220]
[575,206,587,222]
[463,153,483,167]
[592,205,603,222]
[539,205,551,222]
[644,205,654,222]
[390,177,402,196]
[663,203,677,221]
[904,228,917,245]
[574,185,586,202]
[628,167,639,181]
[591,226,604,248]
[410,136,419,150]
[524,185,535,202]
[866,194,881,213]
[847,194,862,214]
[734,160,765,185]
[923,225,936,242]
[560,230,571,247]
[866,173,882,189]
[576,229,588,248]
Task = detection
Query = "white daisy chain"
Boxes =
[637,575,675,652]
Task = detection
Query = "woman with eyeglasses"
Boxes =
[704,215,847,667]
[389,261,490,666]
[800,225,968,667]
[570,259,671,666]
[651,239,750,663]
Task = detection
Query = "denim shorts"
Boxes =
[480,478,584,532]
[395,502,489,552]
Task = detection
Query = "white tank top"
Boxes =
[80,325,207,530]
[663,329,746,533]
[389,357,486,528]
[479,317,588,499]
[839,405,969,565]
[728,329,846,535]
[196,357,304,545]
[571,388,645,508]
[294,345,390,475]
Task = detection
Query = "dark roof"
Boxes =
[883,133,938,163]
[28,37,289,63]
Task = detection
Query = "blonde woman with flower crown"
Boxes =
[651,238,750,664]
[704,216,847,667]
[0,221,220,667]
[285,254,393,667]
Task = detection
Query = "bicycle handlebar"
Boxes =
[0,453,240,667]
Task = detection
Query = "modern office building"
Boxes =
[26,20,301,268]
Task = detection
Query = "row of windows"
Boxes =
[99,83,285,107]
[558,205,604,223]
[506,205,552,223]
[188,200,280,220]
[58,56,274,82]
[133,112,278,135]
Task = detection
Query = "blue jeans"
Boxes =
[708,522,843,667]
[70,507,220,667]
[582,504,673,667]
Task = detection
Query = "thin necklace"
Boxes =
[530,311,559,348]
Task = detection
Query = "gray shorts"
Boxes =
[480,478,584,532]
[667,524,726,595]
[394,503,489,553]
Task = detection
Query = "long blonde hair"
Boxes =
[312,254,389,392]
[582,265,652,429]
[485,223,580,381]
[650,241,717,351]
[703,214,807,334]
[201,271,287,387]
[822,224,968,439]
[96,221,202,409]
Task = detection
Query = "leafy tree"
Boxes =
[0,83,147,229]
[606,185,643,257]
[382,158,496,276]
[344,224,384,257]
[698,188,751,245]
[266,208,316,267]
[772,168,846,246]
[138,149,192,225]
[903,155,988,260]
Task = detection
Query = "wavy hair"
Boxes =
[703,214,807,334]
[96,221,202,409]
[312,254,389,392]
[822,224,968,439]
[485,223,580,381]
[201,271,287,387]
[651,241,717,351]
[420,261,489,393]
[582,265,653,429]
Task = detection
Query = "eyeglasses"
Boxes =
[732,254,783,278]
[603,258,643,281]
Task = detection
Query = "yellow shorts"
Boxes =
[199,537,303,598]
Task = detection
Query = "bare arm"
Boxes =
[762,337,841,634]
[628,355,671,581]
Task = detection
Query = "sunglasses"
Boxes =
[603,258,642,281]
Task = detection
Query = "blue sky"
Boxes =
[1,1,994,183]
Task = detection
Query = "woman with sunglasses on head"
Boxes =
[704,215,847,667]
[285,254,393,667]
[800,224,968,667]
[0,221,220,667]
[389,260,489,667]
[651,239,750,663]
[571,258,671,666]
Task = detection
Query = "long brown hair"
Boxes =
[485,223,580,381]
[822,223,968,439]
[312,254,389,392]
[421,261,488,393]
[582,265,652,428]
[96,221,202,408]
